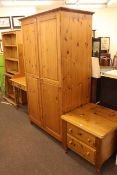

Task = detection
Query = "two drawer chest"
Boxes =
[61,103,117,173]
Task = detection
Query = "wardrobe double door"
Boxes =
[22,14,62,140]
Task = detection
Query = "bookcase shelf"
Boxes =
[4,47,17,59]
[5,58,19,61]
[2,30,25,104]
[4,45,17,47]
[2,32,16,46]
[5,59,19,75]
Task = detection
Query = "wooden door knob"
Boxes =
[69,128,72,133]
[88,138,91,142]
[69,140,72,145]
[78,132,82,136]
[86,152,90,156]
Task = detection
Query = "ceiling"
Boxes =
[0,0,117,8]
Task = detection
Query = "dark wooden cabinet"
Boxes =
[100,76,117,110]
[91,77,101,103]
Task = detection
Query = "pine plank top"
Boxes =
[20,6,94,21]
[61,103,117,138]
[11,76,26,91]
[2,30,21,35]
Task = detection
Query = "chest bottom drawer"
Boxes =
[67,135,96,164]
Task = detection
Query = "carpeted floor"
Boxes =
[0,99,117,175]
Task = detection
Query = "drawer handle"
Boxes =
[78,132,82,136]
[88,138,91,142]
[86,152,90,156]
[69,128,72,133]
[69,140,72,145]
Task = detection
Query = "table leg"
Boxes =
[62,120,68,151]
[14,87,19,108]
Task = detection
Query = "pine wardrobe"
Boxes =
[21,7,93,141]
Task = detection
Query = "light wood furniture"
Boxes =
[21,7,93,141]
[61,103,117,173]
[2,30,25,105]
[11,76,26,91]
[11,76,27,107]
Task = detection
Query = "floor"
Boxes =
[0,98,117,175]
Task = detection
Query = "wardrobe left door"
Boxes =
[22,18,42,127]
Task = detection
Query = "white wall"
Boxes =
[0,5,117,58]
[0,7,36,39]
[92,7,117,58]
[0,7,36,16]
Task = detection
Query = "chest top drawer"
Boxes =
[67,123,96,148]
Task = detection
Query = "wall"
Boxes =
[92,7,117,58]
[0,7,36,39]
[0,5,117,58]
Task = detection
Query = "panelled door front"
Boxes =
[41,82,61,140]
[22,18,39,76]
[37,13,62,140]
[26,75,42,127]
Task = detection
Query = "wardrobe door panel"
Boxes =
[22,18,39,76]
[26,75,42,126]
[37,13,61,83]
[41,82,62,140]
